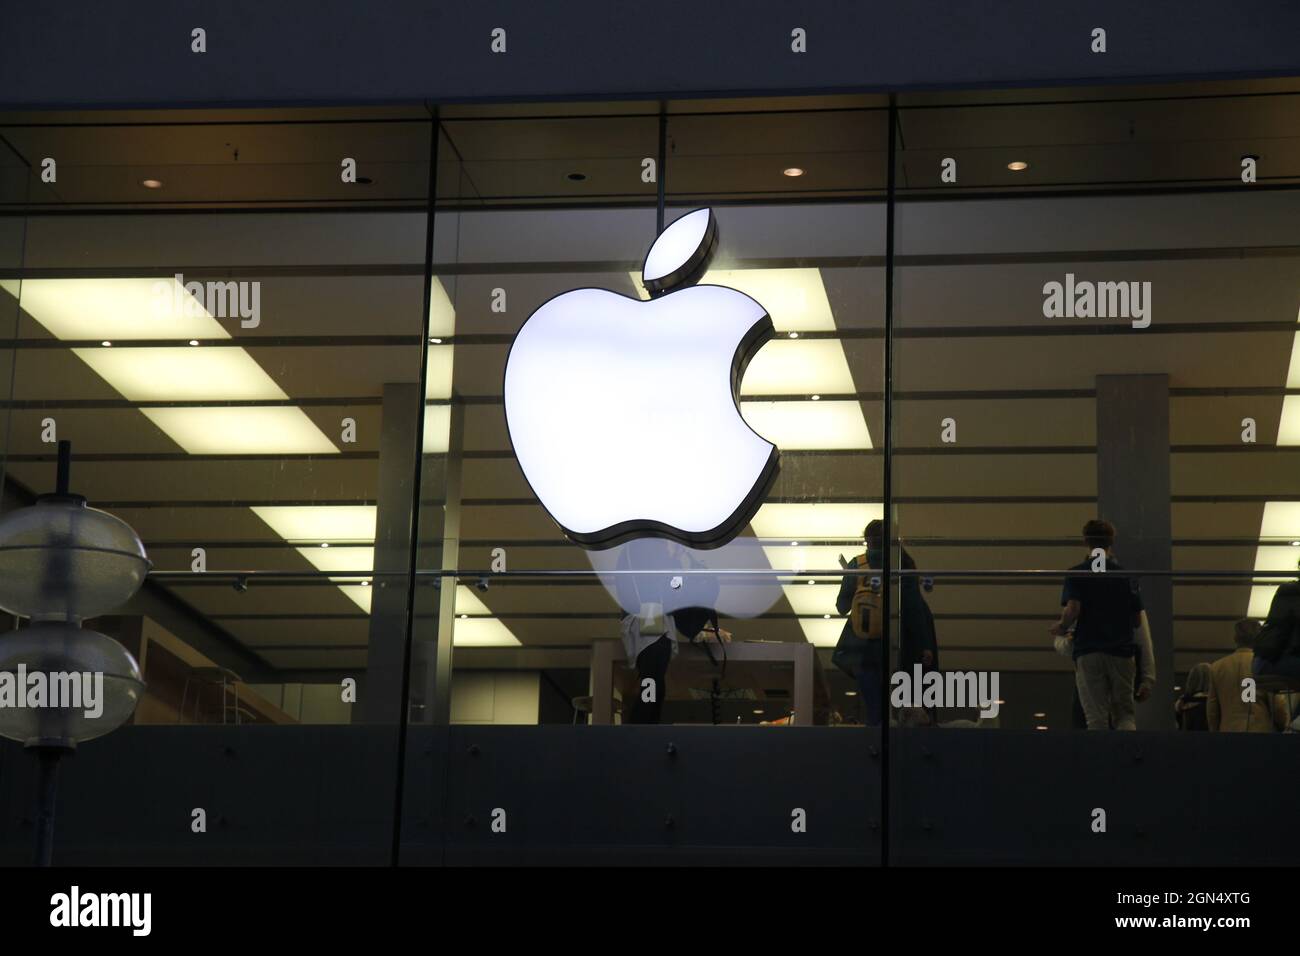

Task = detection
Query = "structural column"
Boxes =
[360,383,422,724]
[410,400,461,727]
[1095,374,1174,730]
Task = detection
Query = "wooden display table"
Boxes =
[588,638,829,726]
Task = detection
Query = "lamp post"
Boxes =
[0,441,150,865]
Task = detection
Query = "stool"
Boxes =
[571,696,593,725]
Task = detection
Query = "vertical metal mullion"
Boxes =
[657,103,667,233]
[880,95,898,869]
[0,137,33,512]
[390,110,441,867]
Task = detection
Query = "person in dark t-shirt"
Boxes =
[1049,519,1144,730]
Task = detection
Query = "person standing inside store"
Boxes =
[1059,601,1155,729]
[834,520,938,726]
[1207,619,1274,732]
[615,539,721,725]
[1049,519,1145,731]
[1254,559,1300,684]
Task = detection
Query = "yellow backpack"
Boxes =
[849,554,884,641]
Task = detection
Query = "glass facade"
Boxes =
[1,80,1298,865]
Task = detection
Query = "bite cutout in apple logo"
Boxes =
[503,207,779,549]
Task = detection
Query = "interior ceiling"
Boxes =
[3,78,1299,207]
[1,81,1299,725]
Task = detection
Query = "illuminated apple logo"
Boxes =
[504,208,779,549]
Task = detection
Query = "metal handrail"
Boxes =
[143,567,1300,581]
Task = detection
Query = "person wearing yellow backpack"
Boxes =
[832,521,939,725]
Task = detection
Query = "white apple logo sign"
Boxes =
[504,207,779,549]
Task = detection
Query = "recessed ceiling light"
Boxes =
[811,394,821,401]
[566,172,588,182]
[459,614,469,620]
[788,615,845,647]
[422,403,452,454]
[1033,712,1047,718]
[100,340,112,347]
[320,542,330,549]
[428,337,442,344]
[743,400,873,452]
[845,690,857,697]
[753,502,883,541]
[1291,540,1300,547]
[806,579,815,585]
[428,278,457,339]
[753,709,765,715]
[142,406,338,455]
[299,546,372,574]
[74,346,287,402]
[6,277,226,341]
[294,546,381,616]
[452,618,521,647]
[995,699,1006,705]
[1035,725,1049,731]
[790,541,799,547]
[424,344,455,401]
[783,167,804,177]
[783,585,838,617]
[1007,161,1030,172]
[740,340,856,397]
[252,506,377,545]
[140,179,163,189]
[788,332,799,339]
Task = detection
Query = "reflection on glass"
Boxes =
[423,103,886,728]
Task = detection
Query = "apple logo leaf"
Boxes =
[642,208,719,296]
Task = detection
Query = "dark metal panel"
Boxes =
[890,727,1300,865]
[396,724,450,866]
[2,2,1300,111]
[4,724,1297,866]
[437,725,881,865]
[0,726,398,865]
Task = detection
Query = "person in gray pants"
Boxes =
[1049,519,1146,731]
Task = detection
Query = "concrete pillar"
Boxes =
[409,401,461,726]
[1096,374,1174,730]
[360,383,421,724]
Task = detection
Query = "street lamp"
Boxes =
[0,441,150,865]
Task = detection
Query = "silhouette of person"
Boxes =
[1049,519,1144,731]
[615,539,720,724]
[834,520,937,726]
